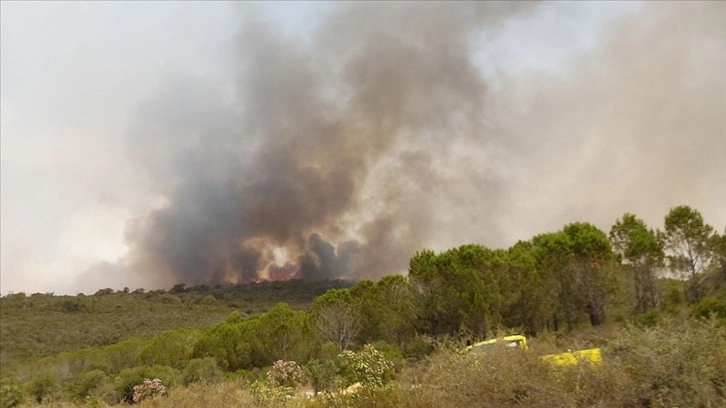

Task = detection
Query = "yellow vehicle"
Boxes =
[463,334,529,354]
[464,334,601,366]
[540,347,602,366]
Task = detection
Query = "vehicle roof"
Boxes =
[471,334,526,347]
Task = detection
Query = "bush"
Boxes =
[249,380,294,406]
[339,345,395,388]
[132,378,167,403]
[305,359,339,393]
[182,358,224,385]
[630,309,661,327]
[0,384,22,408]
[26,372,59,403]
[69,369,107,400]
[265,360,304,389]
[401,335,434,360]
[114,365,179,403]
[692,296,726,319]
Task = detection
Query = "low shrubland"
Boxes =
[4,317,723,408]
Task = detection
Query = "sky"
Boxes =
[1,1,724,295]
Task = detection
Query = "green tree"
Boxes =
[610,213,664,313]
[504,241,549,334]
[192,321,253,371]
[408,245,502,339]
[353,276,416,345]
[711,228,726,291]
[257,303,310,363]
[563,222,616,326]
[532,232,578,331]
[662,205,716,303]
[137,329,199,369]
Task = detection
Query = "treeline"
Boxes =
[408,205,725,338]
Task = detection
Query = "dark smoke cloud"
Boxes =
[121,2,535,286]
[119,1,726,288]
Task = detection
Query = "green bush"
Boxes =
[630,309,661,327]
[114,365,179,403]
[692,296,726,319]
[249,380,294,406]
[401,335,434,360]
[305,359,339,392]
[69,369,107,400]
[26,372,59,403]
[339,345,395,388]
[0,384,21,408]
[182,358,224,385]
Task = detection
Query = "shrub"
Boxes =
[182,358,224,385]
[69,369,107,400]
[339,345,395,387]
[0,384,22,408]
[114,365,179,403]
[630,309,661,327]
[249,380,294,406]
[26,372,59,403]
[401,335,434,360]
[132,378,167,403]
[266,360,304,388]
[692,296,726,319]
[305,359,339,392]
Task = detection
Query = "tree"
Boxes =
[610,213,664,313]
[711,228,726,291]
[311,289,361,351]
[408,245,504,339]
[257,303,309,363]
[192,320,255,371]
[532,232,579,331]
[563,222,616,327]
[662,205,716,303]
[504,241,550,335]
[353,276,416,345]
[137,329,198,369]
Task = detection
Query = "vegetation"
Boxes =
[1,205,724,407]
[0,280,351,372]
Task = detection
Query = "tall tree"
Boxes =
[707,227,726,294]
[353,276,416,345]
[532,232,578,331]
[408,245,501,339]
[504,241,550,335]
[563,222,616,327]
[662,205,716,303]
[610,213,664,313]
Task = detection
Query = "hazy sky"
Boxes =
[1,1,724,295]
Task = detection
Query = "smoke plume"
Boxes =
[119,2,726,288]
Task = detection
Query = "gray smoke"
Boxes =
[120,1,726,288]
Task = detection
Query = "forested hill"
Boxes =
[0,279,352,371]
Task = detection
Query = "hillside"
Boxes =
[0,280,352,373]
